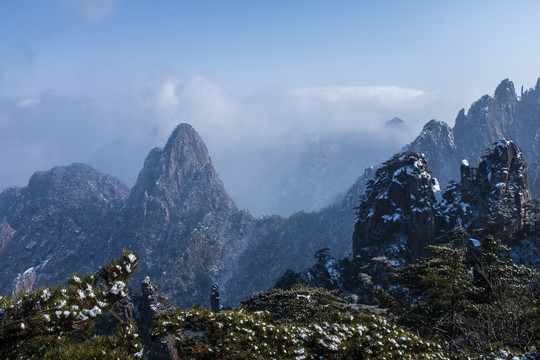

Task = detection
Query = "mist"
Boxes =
[0,75,483,216]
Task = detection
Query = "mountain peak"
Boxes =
[26,163,129,205]
[123,123,246,306]
[385,117,404,126]
[129,123,235,216]
[479,139,530,203]
[405,120,455,188]
[162,123,212,177]
[407,120,454,150]
[353,151,442,262]
[494,78,517,103]
[416,120,454,143]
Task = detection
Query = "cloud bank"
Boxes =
[0,76,479,215]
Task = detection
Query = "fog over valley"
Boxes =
[2,0,540,216]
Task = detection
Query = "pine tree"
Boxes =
[0,251,144,359]
[397,245,476,345]
[464,235,539,352]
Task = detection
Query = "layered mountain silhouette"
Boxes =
[1,78,540,308]
[407,78,540,196]
[0,124,362,307]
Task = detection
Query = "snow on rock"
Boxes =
[469,238,481,247]
[354,140,537,266]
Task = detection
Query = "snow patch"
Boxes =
[431,178,442,203]
[127,253,137,263]
[469,238,480,247]
[382,213,401,222]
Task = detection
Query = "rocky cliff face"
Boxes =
[457,139,532,235]
[0,163,129,292]
[120,123,252,306]
[454,79,517,158]
[2,116,537,310]
[406,78,540,196]
[0,123,366,308]
[406,120,457,186]
[353,152,443,263]
[353,140,538,265]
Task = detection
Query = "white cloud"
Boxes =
[289,86,426,104]
[16,98,40,107]
[157,81,179,109]
[65,0,115,20]
[0,76,478,215]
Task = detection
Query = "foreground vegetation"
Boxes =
[154,283,538,359]
[0,251,144,359]
[395,237,539,355]
[272,233,539,359]
[154,286,448,359]
[1,234,538,359]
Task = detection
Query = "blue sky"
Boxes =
[1,0,540,210]
[4,1,540,94]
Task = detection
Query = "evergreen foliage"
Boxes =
[241,285,346,325]
[153,287,449,359]
[464,236,539,352]
[395,238,539,354]
[396,245,477,344]
[0,251,143,359]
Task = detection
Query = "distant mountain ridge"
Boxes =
[2,77,540,308]
[0,163,129,293]
[0,124,364,307]
[407,78,540,196]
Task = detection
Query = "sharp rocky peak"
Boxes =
[466,139,531,216]
[494,78,517,103]
[121,123,247,306]
[128,123,236,217]
[354,139,537,267]
[162,123,212,177]
[410,120,455,149]
[353,151,442,263]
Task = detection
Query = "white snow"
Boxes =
[109,281,126,295]
[431,178,442,203]
[469,238,480,247]
[78,289,86,299]
[461,159,469,167]
[382,213,401,222]
[84,306,102,317]
[41,288,51,302]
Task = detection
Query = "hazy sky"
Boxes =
[2,0,540,209]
